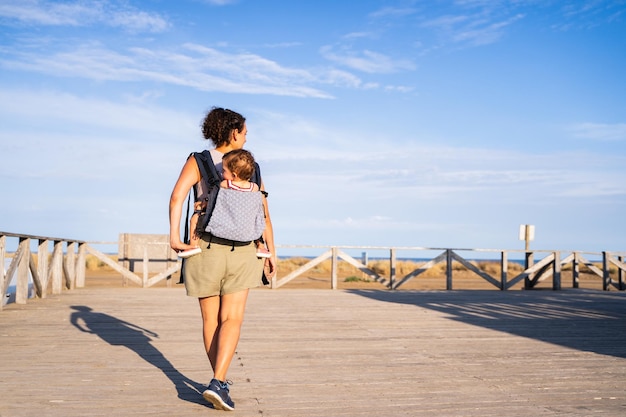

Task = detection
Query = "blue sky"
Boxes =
[1,0,625,257]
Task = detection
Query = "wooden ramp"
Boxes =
[1,287,625,416]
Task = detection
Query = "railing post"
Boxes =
[0,234,5,311]
[16,237,31,304]
[29,250,42,298]
[37,239,50,297]
[618,255,624,291]
[524,250,534,290]
[65,241,76,290]
[121,233,130,270]
[143,246,149,288]
[602,251,610,291]
[51,240,63,294]
[331,247,338,289]
[389,248,396,290]
[500,251,507,290]
[446,249,453,290]
[552,251,561,290]
[76,242,86,288]
[572,252,580,288]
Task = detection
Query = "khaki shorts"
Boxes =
[183,234,264,297]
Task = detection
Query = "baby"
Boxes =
[179,149,270,259]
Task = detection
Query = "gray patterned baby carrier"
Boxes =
[206,186,265,242]
[189,150,266,242]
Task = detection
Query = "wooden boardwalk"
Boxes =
[1,286,625,416]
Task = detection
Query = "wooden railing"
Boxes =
[272,245,626,291]
[85,243,179,288]
[3,231,625,311]
[1,232,87,311]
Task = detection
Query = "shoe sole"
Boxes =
[202,389,234,411]
[256,253,272,258]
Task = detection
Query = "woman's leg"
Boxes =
[199,296,221,371]
[213,289,250,381]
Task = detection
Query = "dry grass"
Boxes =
[277,257,525,278]
[85,254,117,270]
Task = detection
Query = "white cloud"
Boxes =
[451,13,525,45]
[201,0,239,5]
[569,122,626,141]
[421,12,525,46]
[0,88,199,138]
[343,31,375,40]
[369,7,417,19]
[260,136,626,202]
[320,45,416,73]
[0,41,338,98]
[384,84,414,93]
[557,0,626,29]
[0,0,169,32]
[250,125,624,208]
[108,9,169,32]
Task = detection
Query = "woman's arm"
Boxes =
[169,156,201,252]
[260,179,277,278]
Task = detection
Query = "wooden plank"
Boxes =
[507,252,555,289]
[446,249,453,289]
[37,239,50,296]
[576,254,604,278]
[29,253,42,298]
[337,249,389,287]
[390,248,396,288]
[0,235,5,311]
[3,240,23,296]
[527,261,552,287]
[75,243,86,288]
[1,287,625,417]
[16,238,30,304]
[500,251,508,290]
[553,251,561,290]
[331,247,338,289]
[146,264,181,288]
[450,251,500,289]
[50,240,64,294]
[65,241,77,290]
[85,245,142,286]
[393,251,447,289]
[274,250,332,288]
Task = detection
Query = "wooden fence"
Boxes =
[2,231,625,311]
[274,246,626,291]
[1,232,87,311]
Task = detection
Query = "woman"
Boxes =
[169,107,276,411]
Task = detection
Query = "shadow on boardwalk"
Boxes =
[69,305,209,407]
[348,289,626,359]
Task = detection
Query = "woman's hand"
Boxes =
[264,255,277,279]
[170,238,196,253]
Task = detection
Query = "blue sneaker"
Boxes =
[202,379,234,411]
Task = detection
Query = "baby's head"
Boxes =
[222,149,256,181]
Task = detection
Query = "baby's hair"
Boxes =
[222,149,256,181]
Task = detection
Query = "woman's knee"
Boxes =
[219,290,249,322]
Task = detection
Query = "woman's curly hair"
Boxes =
[201,107,246,147]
